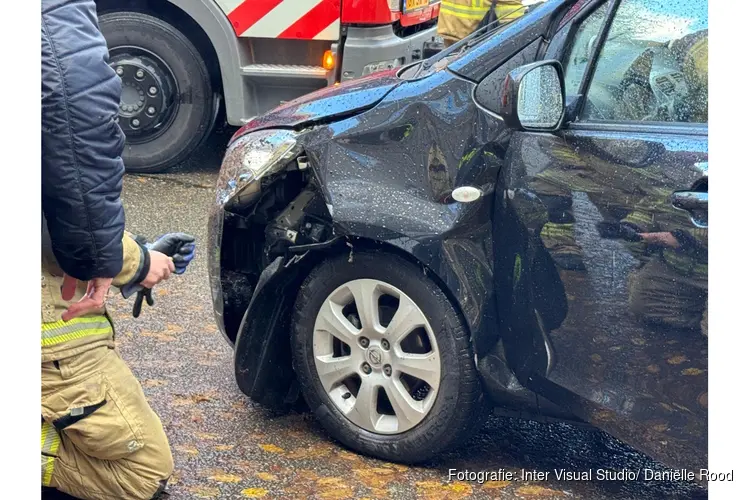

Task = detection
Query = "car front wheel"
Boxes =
[292,251,490,463]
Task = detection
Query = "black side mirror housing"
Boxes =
[496,60,566,131]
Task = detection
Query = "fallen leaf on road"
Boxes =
[667,355,687,365]
[259,444,285,454]
[590,354,602,362]
[416,480,473,499]
[631,337,646,346]
[681,368,704,376]
[646,365,660,374]
[482,481,511,489]
[255,472,278,481]
[353,468,395,489]
[381,462,408,473]
[215,445,235,452]
[316,477,354,500]
[189,486,219,498]
[192,392,217,403]
[157,289,169,297]
[197,433,220,440]
[172,396,193,406]
[286,445,333,459]
[142,379,167,388]
[175,445,199,456]
[210,473,241,483]
[336,450,361,462]
[516,485,564,497]
[166,323,184,333]
[241,488,268,498]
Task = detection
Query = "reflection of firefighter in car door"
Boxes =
[437,0,525,47]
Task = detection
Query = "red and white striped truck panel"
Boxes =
[217,0,342,40]
[217,1,441,40]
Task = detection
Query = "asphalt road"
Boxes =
[110,128,708,500]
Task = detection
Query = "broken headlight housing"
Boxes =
[209,129,302,344]
[216,129,302,211]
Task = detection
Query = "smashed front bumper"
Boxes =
[207,201,231,345]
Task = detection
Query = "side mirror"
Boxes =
[498,60,565,131]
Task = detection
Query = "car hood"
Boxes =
[231,70,403,141]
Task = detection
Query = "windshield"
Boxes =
[411,0,549,77]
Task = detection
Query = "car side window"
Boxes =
[563,2,609,98]
[581,0,708,123]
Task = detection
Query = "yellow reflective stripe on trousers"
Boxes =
[42,455,56,486]
[41,421,60,486]
[41,316,112,347]
[41,421,61,455]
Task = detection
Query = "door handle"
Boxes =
[671,191,707,211]
[671,190,708,228]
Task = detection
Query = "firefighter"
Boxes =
[42,1,195,498]
[438,0,526,47]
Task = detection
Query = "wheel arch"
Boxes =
[233,236,478,412]
[95,0,248,125]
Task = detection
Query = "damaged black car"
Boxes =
[209,0,708,470]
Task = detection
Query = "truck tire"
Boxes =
[291,251,490,463]
[100,12,217,173]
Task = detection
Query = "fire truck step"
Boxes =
[241,64,328,80]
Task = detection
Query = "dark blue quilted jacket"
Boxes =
[42,0,126,280]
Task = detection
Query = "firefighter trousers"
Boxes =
[41,346,173,499]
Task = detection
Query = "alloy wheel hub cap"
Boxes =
[312,279,441,435]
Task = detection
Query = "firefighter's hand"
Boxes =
[141,250,176,288]
[61,275,114,322]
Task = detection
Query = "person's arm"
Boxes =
[41,0,126,280]
[61,233,176,321]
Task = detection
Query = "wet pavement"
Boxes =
[109,128,708,499]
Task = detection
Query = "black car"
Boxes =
[209,0,708,470]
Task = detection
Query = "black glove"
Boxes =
[122,233,196,317]
[148,233,196,275]
[596,221,643,242]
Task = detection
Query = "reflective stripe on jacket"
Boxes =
[42,233,145,362]
[438,0,525,44]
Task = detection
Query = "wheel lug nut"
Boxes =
[147,106,156,116]
[135,69,145,79]
[362,363,372,374]
[384,365,392,377]
[116,66,124,76]
[381,339,390,350]
[148,86,158,96]
[131,118,140,128]
[359,337,369,348]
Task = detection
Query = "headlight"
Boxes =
[216,129,301,210]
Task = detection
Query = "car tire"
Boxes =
[99,12,218,173]
[292,251,490,463]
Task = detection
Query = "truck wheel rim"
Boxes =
[312,279,441,435]
[109,46,178,144]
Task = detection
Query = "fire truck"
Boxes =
[95,0,443,172]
